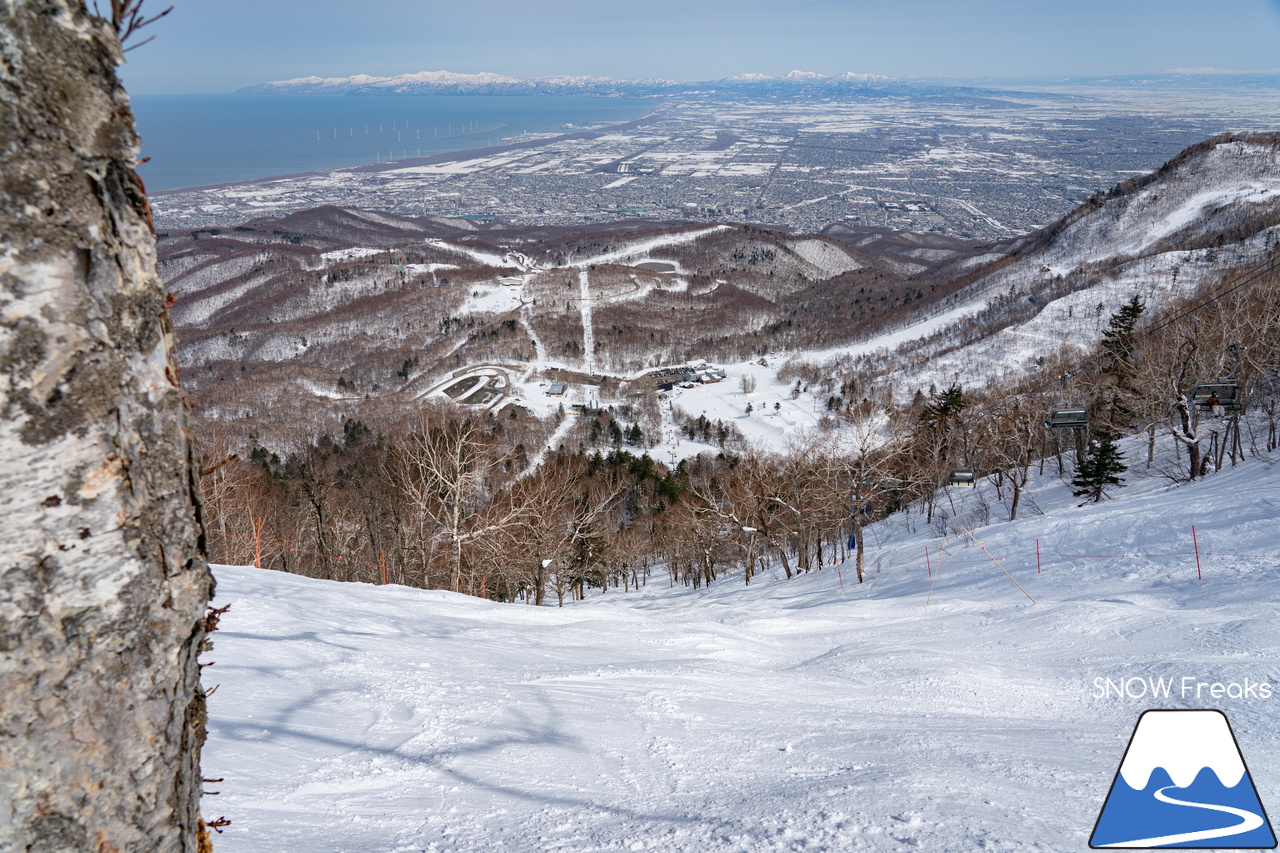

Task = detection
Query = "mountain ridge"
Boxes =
[236,69,910,97]
[231,68,1280,98]
[160,133,1280,437]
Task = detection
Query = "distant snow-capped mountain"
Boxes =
[829,71,896,84]
[718,71,896,86]
[780,69,828,81]
[236,70,902,97]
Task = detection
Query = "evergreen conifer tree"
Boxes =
[921,382,966,429]
[1071,432,1127,503]
[1099,296,1145,427]
[1100,295,1145,368]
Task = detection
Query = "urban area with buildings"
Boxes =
[152,87,1268,240]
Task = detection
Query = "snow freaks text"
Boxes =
[1093,676,1274,701]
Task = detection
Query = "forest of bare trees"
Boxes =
[197,257,1280,603]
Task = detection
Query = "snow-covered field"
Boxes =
[204,445,1280,852]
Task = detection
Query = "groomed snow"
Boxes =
[659,361,825,459]
[574,226,729,267]
[320,247,384,263]
[427,239,509,268]
[460,281,525,315]
[787,238,863,276]
[204,444,1280,852]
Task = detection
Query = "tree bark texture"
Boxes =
[0,3,214,851]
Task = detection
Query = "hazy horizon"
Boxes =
[119,0,1280,95]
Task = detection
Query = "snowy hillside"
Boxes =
[202,442,1280,851]
[790,133,1280,398]
[163,134,1280,445]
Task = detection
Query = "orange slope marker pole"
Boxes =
[926,541,947,606]
[960,524,1036,604]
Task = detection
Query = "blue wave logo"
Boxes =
[1091,710,1276,849]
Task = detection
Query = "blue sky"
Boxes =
[120,0,1280,93]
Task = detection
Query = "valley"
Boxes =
[171,131,1280,601]
[168,132,1280,434]
[8,4,1280,851]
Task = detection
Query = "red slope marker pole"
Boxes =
[381,548,387,586]
[1193,526,1202,580]
[254,515,263,569]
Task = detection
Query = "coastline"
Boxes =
[149,108,663,197]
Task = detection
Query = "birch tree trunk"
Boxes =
[0,3,214,850]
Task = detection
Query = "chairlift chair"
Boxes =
[1044,403,1089,430]
[948,467,976,487]
[1044,372,1088,430]
[859,476,903,493]
[1190,344,1244,413]
[1190,381,1241,412]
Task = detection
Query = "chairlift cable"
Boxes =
[971,251,1280,423]
[1034,252,1280,396]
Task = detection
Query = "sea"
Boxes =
[130,94,653,191]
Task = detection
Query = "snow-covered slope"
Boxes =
[795,133,1280,397]
[203,444,1280,851]
[162,133,1280,453]
[1024,135,1280,263]
[787,237,863,276]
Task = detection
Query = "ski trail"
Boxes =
[1099,785,1265,848]
[573,225,728,267]
[517,412,579,480]
[660,395,675,446]
[577,266,595,374]
[519,304,546,382]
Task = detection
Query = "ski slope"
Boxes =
[203,446,1280,852]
